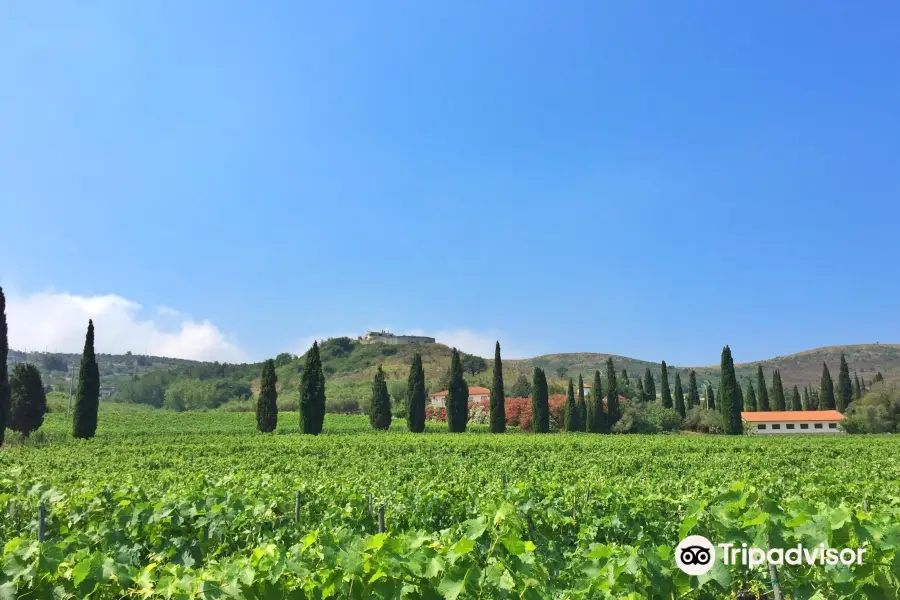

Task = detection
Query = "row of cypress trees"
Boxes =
[255,341,329,434]
[742,355,864,414]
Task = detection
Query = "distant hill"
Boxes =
[7,341,898,405]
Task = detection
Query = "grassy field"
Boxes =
[1,406,899,598]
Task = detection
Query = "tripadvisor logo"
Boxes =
[675,535,867,575]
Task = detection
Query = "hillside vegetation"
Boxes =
[8,340,899,411]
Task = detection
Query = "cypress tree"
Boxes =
[509,373,532,398]
[771,370,786,411]
[369,365,392,430]
[531,367,549,433]
[853,371,861,401]
[489,342,506,433]
[620,370,630,396]
[406,352,427,433]
[673,373,686,417]
[606,358,620,430]
[861,377,868,392]
[643,368,656,402]
[9,363,47,437]
[718,346,742,434]
[659,361,672,409]
[446,348,469,432]
[575,374,586,431]
[745,381,757,411]
[635,378,645,403]
[820,362,836,410]
[705,383,715,410]
[0,287,8,447]
[688,370,700,409]
[256,359,278,433]
[756,366,770,411]
[790,385,801,411]
[564,379,577,432]
[299,341,327,435]
[802,386,811,411]
[587,370,605,433]
[837,354,852,413]
[812,388,821,409]
[72,320,100,439]
[874,372,884,383]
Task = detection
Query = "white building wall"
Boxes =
[748,421,843,434]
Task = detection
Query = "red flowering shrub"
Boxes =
[425,406,446,422]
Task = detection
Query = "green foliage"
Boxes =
[717,346,742,435]
[704,383,715,410]
[299,342,326,435]
[369,366,391,431]
[842,381,900,433]
[405,353,426,433]
[772,369,786,411]
[790,385,802,411]
[8,363,47,436]
[659,361,672,409]
[563,379,577,432]
[256,359,278,433]
[72,320,100,439]
[460,354,488,376]
[802,386,811,411]
[164,379,219,411]
[687,370,700,410]
[837,354,853,413]
[875,371,884,383]
[606,358,620,429]
[446,349,468,433]
[853,371,862,401]
[642,368,656,402]
[673,373,686,417]
[509,373,531,398]
[574,374,586,432]
[587,370,605,433]
[744,381,757,411]
[821,362,836,410]
[40,354,68,372]
[530,368,549,434]
[612,399,681,433]
[489,343,506,434]
[682,407,727,434]
[116,371,177,407]
[756,366,770,411]
[0,286,7,447]
[273,352,295,368]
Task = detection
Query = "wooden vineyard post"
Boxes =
[378,504,385,533]
[294,491,301,522]
[38,504,46,543]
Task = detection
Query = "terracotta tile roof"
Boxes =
[430,386,491,397]
[741,410,844,423]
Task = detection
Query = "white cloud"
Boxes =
[6,291,247,362]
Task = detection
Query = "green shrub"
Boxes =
[682,407,727,434]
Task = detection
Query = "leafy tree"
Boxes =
[369,365,392,430]
[717,346,742,434]
[705,383,715,410]
[41,354,68,372]
[790,385,802,411]
[564,379,578,432]
[606,358,620,430]
[509,373,532,398]
[531,368,549,433]
[874,372,884,383]
[772,369,786,411]
[837,354,852,413]
[744,381,757,411]
[673,373,686,417]
[9,363,47,437]
[853,371,862,401]
[555,366,569,378]
[643,368,656,402]
[820,362,836,410]
[446,348,469,433]
[406,353,427,433]
[0,287,8,447]
[256,359,278,433]
[587,370,605,432]
[756,366,770,411]
[687,370,700,409]
[73,320,100,439]
[460,353,487,376]
[489,342,506,433]
[575,374,586,431]
[659,361,672,409]
[299,341,327,434]
[273,352,295,368]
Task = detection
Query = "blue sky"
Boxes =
[1,1,898,364]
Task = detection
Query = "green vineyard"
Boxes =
[1,408,899,599]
